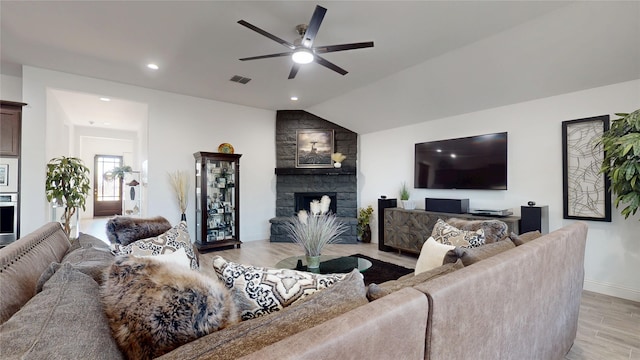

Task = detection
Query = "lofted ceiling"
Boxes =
[1,1,639,133]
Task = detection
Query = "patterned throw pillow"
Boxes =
[111,221,199,270]
[212,256,349,321]
[431,219,486,248]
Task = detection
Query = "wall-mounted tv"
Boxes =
[414,132,508,190]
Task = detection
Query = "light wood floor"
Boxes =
[81,218,640,360]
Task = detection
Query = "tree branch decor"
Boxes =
[168,170,190,217]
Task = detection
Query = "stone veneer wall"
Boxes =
[272,110,358,243]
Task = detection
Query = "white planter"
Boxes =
[402,200,416,210]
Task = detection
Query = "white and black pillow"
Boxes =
[212,256,350,321]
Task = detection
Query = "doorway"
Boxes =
[94,155,123,216]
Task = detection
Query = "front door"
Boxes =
[94,155,123,217]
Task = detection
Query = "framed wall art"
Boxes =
[296,129,334,168]
[562,115,611,222]
[0,164,8,186]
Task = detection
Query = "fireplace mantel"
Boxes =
[275,167,356,176]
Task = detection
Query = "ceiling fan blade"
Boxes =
[239,52,294,61]
[237,20,295,50]
[314,41,374,54]
[288,64,301,79]
[314,55,348,76]
[302,5,327,47]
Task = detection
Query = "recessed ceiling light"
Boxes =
[147,63,159,70]
[103,122,111,126]
[100,97,111,102]
[291,96,299,101]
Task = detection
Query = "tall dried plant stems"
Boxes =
[168,170,189,214]
[283,211,348,256]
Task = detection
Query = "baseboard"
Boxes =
[583,279,640,302]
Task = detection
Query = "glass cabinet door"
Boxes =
[194,152,241,251]
[204,159,235,242]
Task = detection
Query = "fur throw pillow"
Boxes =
[101,256,239,359]
[105,216,172,245]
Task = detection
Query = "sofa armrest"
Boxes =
[414,222,587,360]
[239,287,429,360]
[0,222,70,324]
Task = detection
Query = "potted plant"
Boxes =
[599,109,640,220]
[400,182,415,210]
[357,205,374,243]
[168,170,190,221]
[45,156,91,238]
[283,210,348,272]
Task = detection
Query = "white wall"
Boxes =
[356,80,640,301]
[21,66,276,242]
[1,74,22,102]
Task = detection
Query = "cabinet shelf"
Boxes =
[194,152,242,252]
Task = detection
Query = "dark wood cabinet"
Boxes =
[0,101,26,157]
[194,152,242,252]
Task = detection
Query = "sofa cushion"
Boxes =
[101,256,238,360]
[0,263,124,359]
[510,230,543,246]
[106,215,172,245]
[212,256,348,321]
[443,238,516,266]
[431,219,486,248]
[0,222,70,325]
[157,269,367,360]
[445,217,509,243]
[367,260,464,301]
[112,221,199,269]
[414,237,456,275]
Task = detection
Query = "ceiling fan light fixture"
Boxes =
[292,49,314,64]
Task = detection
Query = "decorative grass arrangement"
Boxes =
[284,210,348,256]
[331,152,346,163]
[168,170,189,215]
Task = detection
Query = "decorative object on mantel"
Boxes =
[331,152,346,168]
[45,156,91,239]
[357,205,374,243]
[168,170,190,221]
[283,209,348,272]
[598,109,640,221]
[296,129,334,169]
[217,143,235,154]
[400,182,415,210]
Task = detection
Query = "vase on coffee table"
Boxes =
[305,255,321,273]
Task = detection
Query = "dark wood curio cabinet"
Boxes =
[194,152,241,252]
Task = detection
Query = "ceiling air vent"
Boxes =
[230,75,251,84]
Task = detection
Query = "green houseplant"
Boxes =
[45,156,91,237]
[599,109,640,220]
[400,182,415,210]
[357,205,374,243]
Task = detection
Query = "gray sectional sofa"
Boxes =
[0,220,587,359]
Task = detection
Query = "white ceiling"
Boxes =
[1,1,639,133]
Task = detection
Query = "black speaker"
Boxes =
[425,198,469,214]
[520,205,549,234]
[377,197,397,251]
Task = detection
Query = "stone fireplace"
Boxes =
[270,110,358,243]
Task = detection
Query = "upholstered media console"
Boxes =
[381,208,520,254]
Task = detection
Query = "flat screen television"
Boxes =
[414,132,508,190]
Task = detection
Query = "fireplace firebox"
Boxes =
[294,192,337,215]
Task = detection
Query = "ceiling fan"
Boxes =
[237,5,374,79]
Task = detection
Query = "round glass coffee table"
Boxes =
[276,255,372,274]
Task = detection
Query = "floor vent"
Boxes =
[230,75,251,84]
